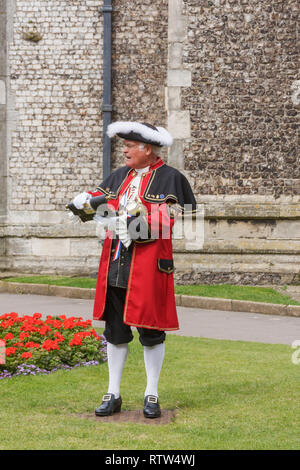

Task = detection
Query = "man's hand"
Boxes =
[115,213,132,248]
[72,192,91,210]
[93,212,132,248]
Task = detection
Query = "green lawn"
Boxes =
[174,284,300,305]
[3,275,97,289]
[0,332,299,450]
[3,276,300,305]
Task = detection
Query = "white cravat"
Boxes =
[120,166,149,208]
[94,166,149,248]
[116,166,149,247]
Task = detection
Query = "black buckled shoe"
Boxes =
[143,395,161,419]
[95,393,122,417]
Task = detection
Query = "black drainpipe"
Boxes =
[101,0,113,179]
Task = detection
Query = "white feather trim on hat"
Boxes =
[106,121,173,147]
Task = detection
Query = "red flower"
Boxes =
[39,325,52,336]
[1,319,15,329]
[21,351,33,359]
[63,319,76,330]
[9,312,18,318]
[69,333,83,347]
[0,313,10,320]
[41,339,60,351]
[1,312,102,373]
[54,331,65,342]
[4,333,14,340]
[19,332,30,341]
[76,331,91,338]
[74,319,92,328]
[52,320,62,329]
[25,342,40,349]
[20,321,40,333]
[91,329,99,339]
[20,315,32,322]
[33,313,42,319]
[6,347,17,356]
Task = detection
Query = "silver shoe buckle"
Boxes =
[148,396,158,404]
[102,394,112,402]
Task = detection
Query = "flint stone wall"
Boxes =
[110,0,169,168]
[181,0,299,198]
[8,0,103,212]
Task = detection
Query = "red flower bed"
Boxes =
[0,312,106,376]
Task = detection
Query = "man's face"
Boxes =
[123,140,151,169]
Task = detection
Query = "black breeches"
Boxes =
[103,286,166,347]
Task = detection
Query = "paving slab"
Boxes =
[1,292,300,346]
[168,305,300,346]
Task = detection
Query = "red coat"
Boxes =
[90,158,195,331]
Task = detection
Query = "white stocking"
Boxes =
[144,343,165,398]
[107,342,129,399]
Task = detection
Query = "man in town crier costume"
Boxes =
[72,121,196,418]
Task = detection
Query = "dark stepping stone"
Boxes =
[76,409,176,424]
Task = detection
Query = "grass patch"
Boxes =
[3,276,300,305]
[3,276,97,289]
[174,284,300,305]
[0,331,298,450]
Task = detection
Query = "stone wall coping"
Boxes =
[0,280,299,318]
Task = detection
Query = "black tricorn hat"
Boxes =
[107,121,173,147]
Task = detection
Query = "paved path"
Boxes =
[1,292,300,346]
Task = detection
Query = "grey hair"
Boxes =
[151,144,161,156]
[138,143,161,156]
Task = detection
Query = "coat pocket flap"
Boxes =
[157,259,174,273]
